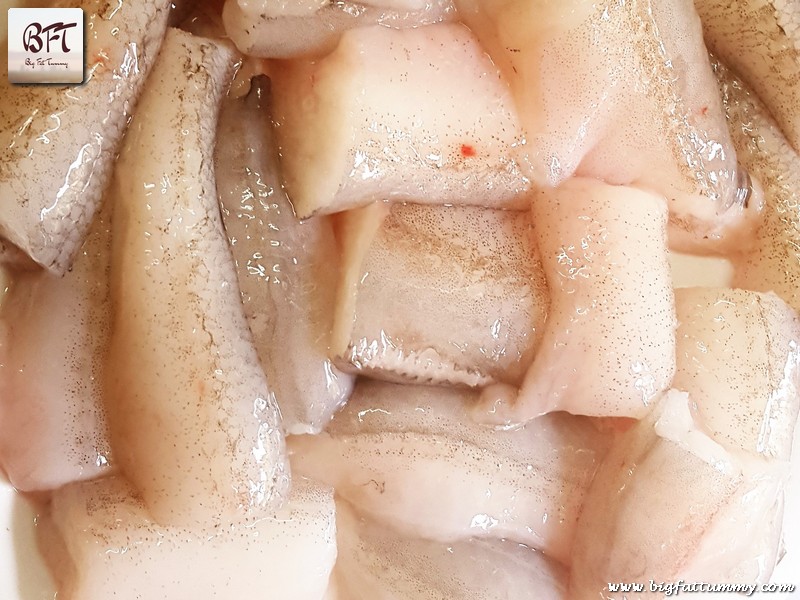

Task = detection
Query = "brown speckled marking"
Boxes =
[106,29,288,528]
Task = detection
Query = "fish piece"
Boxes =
[270,23,530,218]
[334,500,568,600]
[455,0,760,252]
[696,0,800,153]
[215,75,354,435]
[475,178,675,423]
[0,198,113,491]
[40,475,336,600]
[289,379,610,564]
[570,390,789,597]
[223,0,456,59]
[0,0,171,274]
[720,60,800,314]
[107,28,288,527]
[331,202,547,387]
[674,288,800,461]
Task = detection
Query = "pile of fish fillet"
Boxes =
[1,0,800,597]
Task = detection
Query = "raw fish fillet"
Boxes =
[476,179,676,422]
[271,23,529,218]
[107,28,287,527]
[216,74,354,435]
[332,202,547,386]
[674,288,800,460]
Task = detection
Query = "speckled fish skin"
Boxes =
[107,28,288,528]
[696,0,800,153]
[40,475,336,600]
[720,60,800,314]
[0,0,171,275]
[674,288,800,461]
[289,379,611,565]
[215,75,354,436]
[0,197,113,492]
[333,500,568,600]
[476,178,676,424]
[570,390,789,598]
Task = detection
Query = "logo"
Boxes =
[8,8,84,84]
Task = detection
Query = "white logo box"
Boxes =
[7,8,84,84]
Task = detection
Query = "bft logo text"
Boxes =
[7,8,84,84]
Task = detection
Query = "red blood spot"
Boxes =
[460,144,477,157]
[699,105,708,116]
